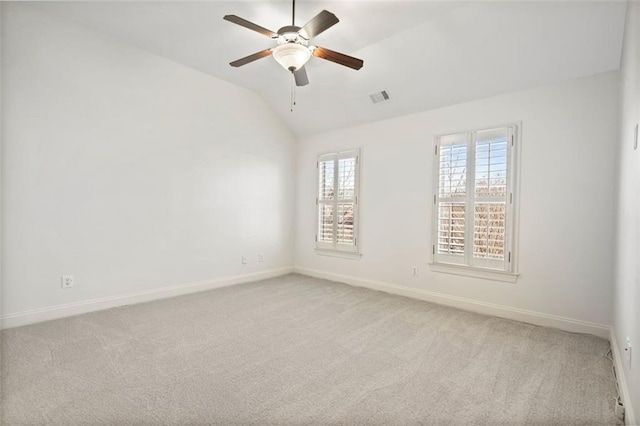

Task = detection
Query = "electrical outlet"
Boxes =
[61,275,74,289]
[241,255,247,265]
[625,337,632,370]
[411,266,418,276]
[258,253,264,263]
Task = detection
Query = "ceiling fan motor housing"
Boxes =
[277,26,308,42]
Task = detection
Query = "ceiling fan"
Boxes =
[223,0,364,87]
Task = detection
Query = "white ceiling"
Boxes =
[28,1,627,137]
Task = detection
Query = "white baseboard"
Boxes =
[1,267,293,329]
[610,329,637,425]
[293,267,611,339]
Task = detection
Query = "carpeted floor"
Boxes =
[1,274,619,425]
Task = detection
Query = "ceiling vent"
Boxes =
[370,90,390,104]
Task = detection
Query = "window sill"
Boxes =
[315,249,362,260]
[429,263,519,283]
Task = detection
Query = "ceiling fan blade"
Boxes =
[300,10,339,39]
[294,67,309,86]
[223,15,278,38]
[313,47,364,70]
[229,49,273,67]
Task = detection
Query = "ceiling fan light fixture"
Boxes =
[272,43,311,72]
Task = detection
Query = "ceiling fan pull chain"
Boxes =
[293,76,297,107]
[290,73,295,112]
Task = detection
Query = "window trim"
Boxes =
[429,123,521,282]
[315,149,361,257]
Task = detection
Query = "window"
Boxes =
[316,150,360,255]
[431,125,519,282]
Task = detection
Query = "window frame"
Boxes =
[315,149,361,257]
[430,123,520,283]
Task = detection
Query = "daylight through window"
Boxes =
[316,150,360,254]
[432,125,518,274]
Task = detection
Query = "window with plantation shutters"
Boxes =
[316,150,360,254]
[431,125,519,282]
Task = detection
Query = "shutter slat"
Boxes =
[336,203,355,244]
[337,157,356,200]
[437,202,466,256]
[317,152,358,249]
[472,202,506,260]
[435,126,513,268]
[318,159,335,200]
[438,142,467,198]
[474,131,509,199]
[317,204,334,242]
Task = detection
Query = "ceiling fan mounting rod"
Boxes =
[292,0,296,26]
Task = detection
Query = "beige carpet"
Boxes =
[1,274,618,425]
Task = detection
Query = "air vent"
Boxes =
[369,90,390,104]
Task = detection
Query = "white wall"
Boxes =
[1,4,296,318]
[614,0,640,420]
[295,71,619,329]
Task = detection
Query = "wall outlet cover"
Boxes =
[61,275,74,289]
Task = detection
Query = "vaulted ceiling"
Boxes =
[29,1,627,137]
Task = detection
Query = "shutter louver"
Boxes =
[433,126,515,272]
[337,203,355,244]
[475,130,508,198]
[316,151,359,252]
[472,129,509,265]
[317,158,335,245]
[318,160,334,201]
[473,202,506,260]
[439,143,467,198]
[438,203,466,255]
[338,158,356,200]
[336,157,356,246]
[436,135,467,263]
[318,204,334,242]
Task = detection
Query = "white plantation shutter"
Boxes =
[317,158,334,245]
[436,133,468,265]
[472,128,509,269]
[433,125,517,273]
[438,203,466,256]
[317,150,360,253]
